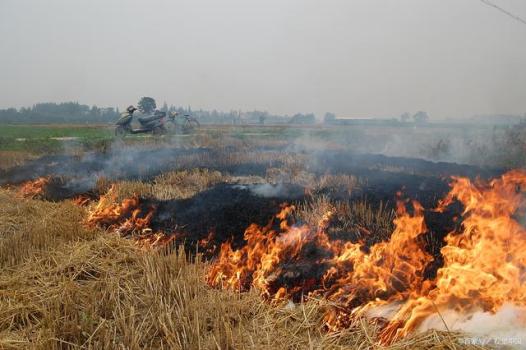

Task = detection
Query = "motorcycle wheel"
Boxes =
[115,126,127,137]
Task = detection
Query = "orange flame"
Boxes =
[207,170,526,344]
[207,204,335,299]
[72,194,92,206]
[381,169,526,342]
[18,177,50,199]
[86,185,175,249]
[134,231,176,250]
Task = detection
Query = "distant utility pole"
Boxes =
[479,0,526,25]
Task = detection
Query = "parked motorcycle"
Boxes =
[115,109,167,136]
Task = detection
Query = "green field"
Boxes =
[0,124,114,153]
[0,121,523,349]
[0,123,317,154]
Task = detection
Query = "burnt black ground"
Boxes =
[142,182,458,253]
[147,183,305,249]
[140,182,460,288]
[2,146,487,287]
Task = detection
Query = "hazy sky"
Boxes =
[1,0,525,118]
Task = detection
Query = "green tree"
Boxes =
[138,97,157,114]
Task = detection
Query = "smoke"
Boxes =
[364,302,526,348]
[379,128,494,166]
[249,183,287,197]
[0,126,505,210]
[418,304,526,348]
[0,141,206,191]
[236,183,305,199]
[280,123,519,170]
[365,302,403,320]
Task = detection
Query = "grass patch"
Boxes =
[0,124,114,154]
[0,124,112,139]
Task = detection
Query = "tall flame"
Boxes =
[207,170,526,343]
[381,169,526,342]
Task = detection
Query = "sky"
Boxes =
[0,0,525,119]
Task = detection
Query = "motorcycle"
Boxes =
[115,110,168,136]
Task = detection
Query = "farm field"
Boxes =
[0,121,513,162]
[1,121,525,349]
[3,0,526,347]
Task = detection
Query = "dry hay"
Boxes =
[0,234,481,350]
[0,179,489,349]
[105,169,224,202]
[0,188,97,268]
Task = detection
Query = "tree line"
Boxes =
[3,98,437,125]
[0,102,120,124]
[0,100,315,125]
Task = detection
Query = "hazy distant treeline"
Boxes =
[163,105,294,125]
[0,102,312,125]
[1,102,524,127]
[0,102,120,124]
